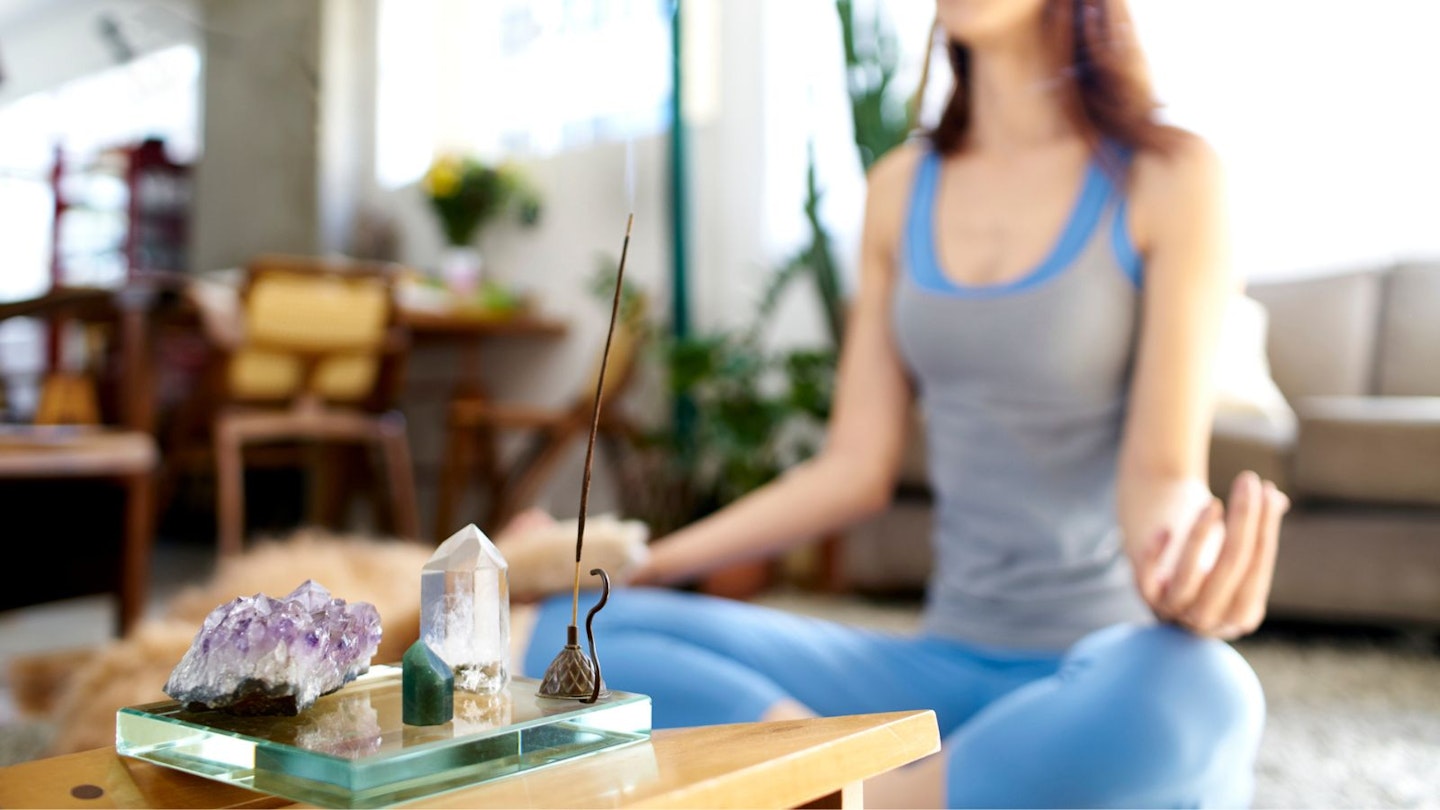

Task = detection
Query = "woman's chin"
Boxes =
[936,0,1046,46]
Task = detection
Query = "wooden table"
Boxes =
[0,425,158,635]
[0,710,938,809]
[400,305,569,400]
[1,281,571,417]
[400,307,568,339]
[2,281,571,540]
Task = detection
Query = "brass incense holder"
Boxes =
[537,213,633,703]
[537,569,611,703]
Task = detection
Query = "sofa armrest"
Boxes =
[1293,396,1440,506]
[1209,410,1297,495]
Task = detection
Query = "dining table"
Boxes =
[391,280,570,407]
[1,271,571,431]
[2,273,572,536]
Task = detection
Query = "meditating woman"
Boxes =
[514,0,1289,805]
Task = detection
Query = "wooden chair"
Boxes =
[209,254,421,557]
[434,296,648,537]
[0,286,162,636]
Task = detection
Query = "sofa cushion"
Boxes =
[1292,396,1440,506]
[1267,507,1440,624]
[1377,262,1440,396]
[841,496,933,593]
[1248,268,1384,400]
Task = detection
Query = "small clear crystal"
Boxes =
[421,524,511,694]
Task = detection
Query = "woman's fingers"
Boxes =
[1182,471,1264,631]
[1226,481,1289,635]
[1133,474,1291,639]
[1159,497,1223,617]
[1134,527,1170,607]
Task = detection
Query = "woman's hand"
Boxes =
[1133,470,1290,640]
[494,507,652,604]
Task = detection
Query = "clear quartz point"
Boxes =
[421,524,511,694]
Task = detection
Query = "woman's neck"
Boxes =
[965,29,1076,154]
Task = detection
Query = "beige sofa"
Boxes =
[840,261,1440,628]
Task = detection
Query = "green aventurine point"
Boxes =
[402,640,454,726]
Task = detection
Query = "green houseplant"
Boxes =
[678,3,914,456]
[612,3,919,588]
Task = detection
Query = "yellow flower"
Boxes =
[424,157,461,199]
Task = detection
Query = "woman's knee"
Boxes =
[939,624,1266,807]
[1072,623,1265,756]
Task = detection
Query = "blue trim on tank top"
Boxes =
[906,149,1142,297]
[1111,197,1142,287]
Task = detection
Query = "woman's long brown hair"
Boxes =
[922,0,1175,164]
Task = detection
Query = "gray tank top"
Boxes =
[892,147,1155,651]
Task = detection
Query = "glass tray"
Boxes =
[116,666,651,808]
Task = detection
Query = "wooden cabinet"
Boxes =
[50,136,192,288]
[36,137,192,422]
[124,137,191,278]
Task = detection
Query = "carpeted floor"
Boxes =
[2,586,1437,808]
[1238,630,1440,809]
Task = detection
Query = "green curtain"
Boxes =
[669,0,695,439]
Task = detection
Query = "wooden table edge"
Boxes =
[629,709,942,809]
[399,309,570,337]
[0,709,940,809]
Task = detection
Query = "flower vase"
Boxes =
[441,245,483,301]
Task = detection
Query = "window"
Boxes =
[0,42,199,300]
[776,0,1440,290]
[0,43,198,420]
[1130,0,1440,280]
[376,0,674,189]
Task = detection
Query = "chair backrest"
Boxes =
[227,254,404,404]
[576,293,649,415]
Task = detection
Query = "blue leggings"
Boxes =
[522,588,1265,809]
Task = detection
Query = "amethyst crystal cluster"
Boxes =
[163,580,382,716]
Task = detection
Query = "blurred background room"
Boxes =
[0,1,1437,806]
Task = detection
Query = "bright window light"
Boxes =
[783,0,1440,285]
[0,43,200,300]
[1130,0,1440,280]
[375,0,674,190]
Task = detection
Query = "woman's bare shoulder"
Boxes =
[866,139,930,198]
[1128,127,1225,250]
[1130,128,1223,205]
[863,140,930,247]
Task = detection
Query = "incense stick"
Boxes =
[571,213,634,627]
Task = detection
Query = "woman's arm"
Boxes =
[1117,132,1290,640]
[632,148,922,587]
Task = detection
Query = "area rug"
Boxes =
[1238,630,1440,809]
